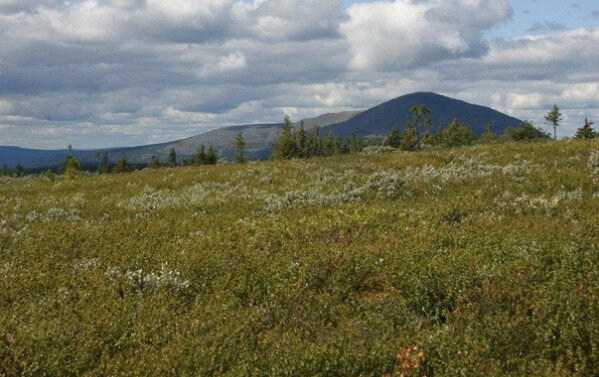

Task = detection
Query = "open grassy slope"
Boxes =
[1,140,598,376]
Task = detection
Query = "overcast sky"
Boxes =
[1,0,598,149]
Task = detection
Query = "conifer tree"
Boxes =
[206,146,218,165]
[441,119,477,147]
[306,126,322,157]
[294,121,307,158]
[574,118,597,139]
[234,132,247,164]
[96,152,111,174]
[322,133,341,156]
[62,145,81,179]
[545,104,562,140]
[1,164,9,177]
[195,145,207,165]
[400,123,418,151]
[113,155,131,173]
[271,116,296,160]
[15,163,25,177]
[168,148,177,167]
[409,104,432,143]
[500,121,551,142]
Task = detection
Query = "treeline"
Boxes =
[270,115,380,160]
[2,106,597,178]
[269,105,597,161]
[0,143,220,179]
[95,144,220,174]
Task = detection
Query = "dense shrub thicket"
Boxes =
[1,140,598,376]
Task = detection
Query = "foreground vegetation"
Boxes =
[1,140,598,376]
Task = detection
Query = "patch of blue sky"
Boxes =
[344,0,599,39]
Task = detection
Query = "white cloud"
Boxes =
[1,0,598,148]
[341,0,512,71]
[199,51,247,78]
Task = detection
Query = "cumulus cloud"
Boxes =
[0,0,598,148]
[341,0,512,71]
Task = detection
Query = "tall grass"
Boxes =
[1,140,598,376]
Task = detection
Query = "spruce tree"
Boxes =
[234,132,247,164]
[113,155,131,173]
[206,146,218,165]
[306,126,322,157]
[574,119,597,139]
[400,123,418,151]
[168,148,177,167]
[501,121,551,142]
[62,145,81,179]
[409,104,432,144]
[441,119,477,147]
[96,152,111,174]
[322,133,341,156]
[294,122,307,158]
[1,164,9,176]
[15,163,25,177]
[196,145,207,165]
[271,116,296,160]
[545,104,562,140]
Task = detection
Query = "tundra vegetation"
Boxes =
[0,137,598,376]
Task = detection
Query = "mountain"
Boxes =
[294,111,363,130]
[0,146,76,168]
[321,92,522,138]
[0,93,522,169]
[0,111,364,169]
[152,123,284,162]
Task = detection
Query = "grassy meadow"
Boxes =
[1,140,598,376]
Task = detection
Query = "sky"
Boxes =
[0,0,598,149]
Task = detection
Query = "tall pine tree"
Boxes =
[96,152,111,174]
[234,132,247,164]
[400,123,418,151]
[545,104,562,140]
[168,148,177,167]
[271,116,296,160]
[206,146,218,164]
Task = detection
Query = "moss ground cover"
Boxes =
[1,140,598,376]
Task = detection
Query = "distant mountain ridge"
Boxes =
[322,92,521,138]
[0,92,522,169]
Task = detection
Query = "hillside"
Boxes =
[323,92,522,137]
[0,92,524,169]
[156,111,362,161]
[0,111,362,168]
[1,140,597,376]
